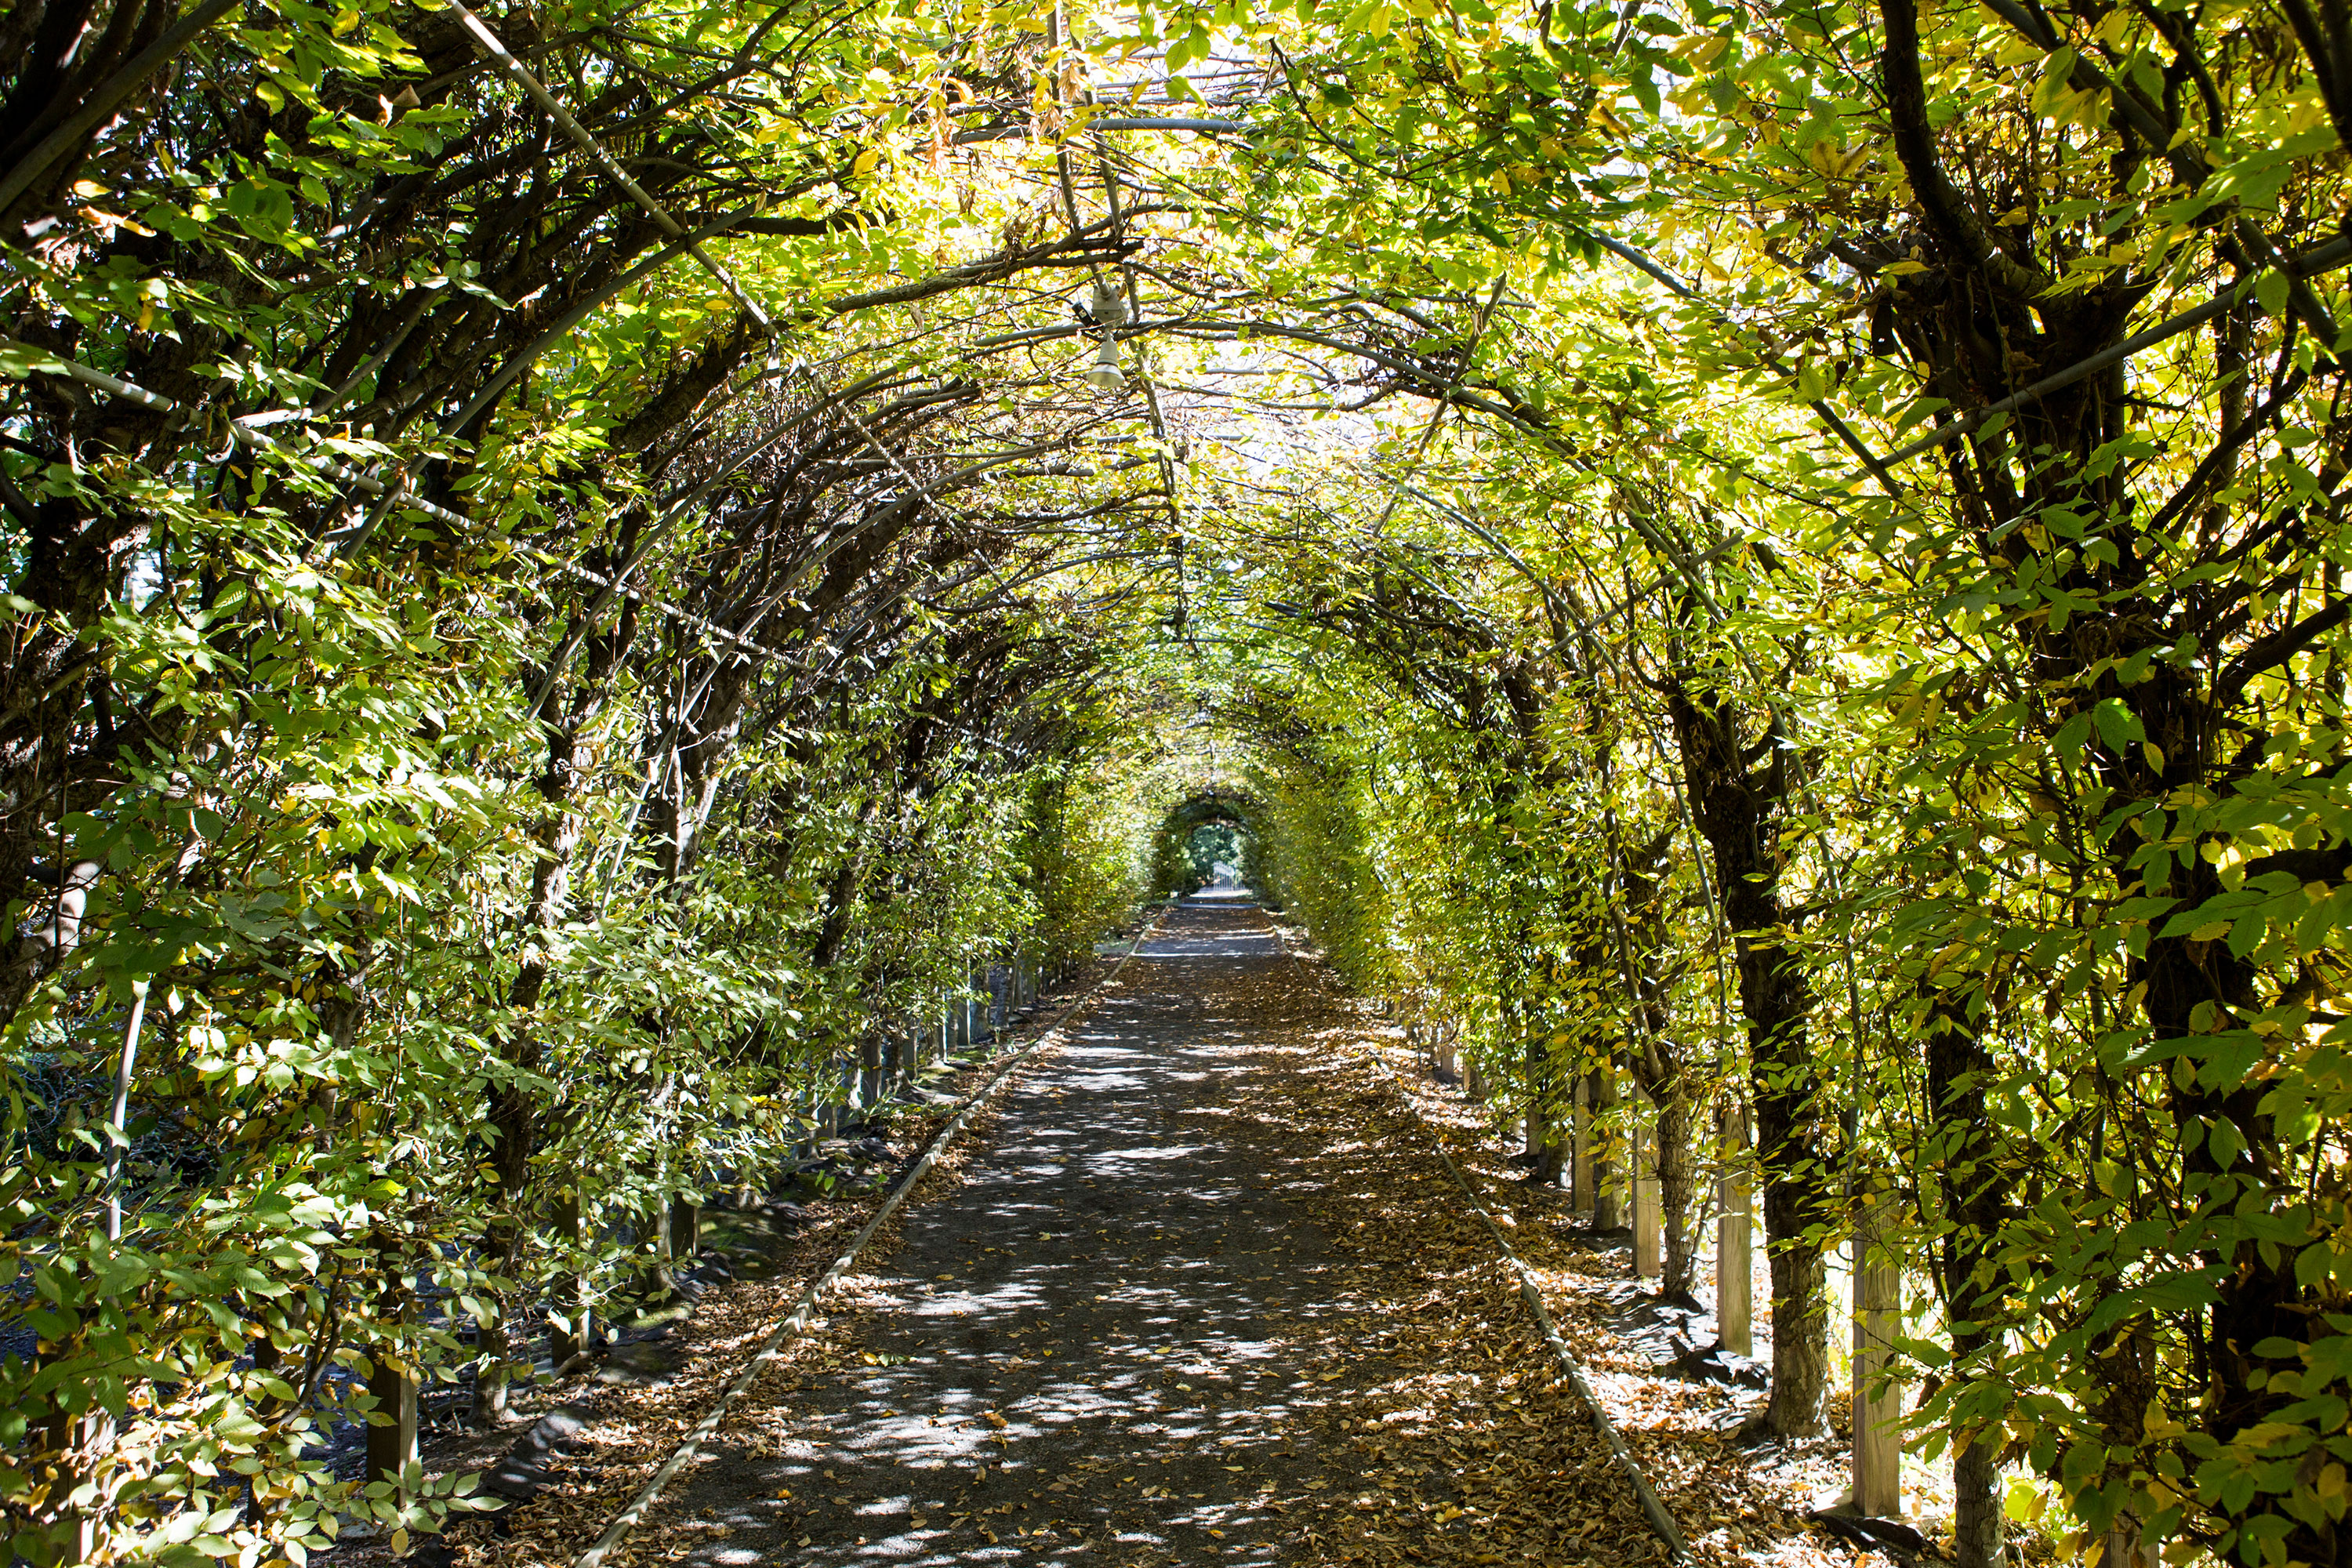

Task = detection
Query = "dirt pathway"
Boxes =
[420,897,1850,1568]
[637,898,1404,1564]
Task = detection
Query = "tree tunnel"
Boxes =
[4,0,2350,1562]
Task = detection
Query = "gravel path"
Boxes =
[652,897,1395,1565]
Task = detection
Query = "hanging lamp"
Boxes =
[1083,278,1128,392]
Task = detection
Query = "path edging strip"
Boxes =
[1351,1041,1689,1563]
[568,910,1167,1568]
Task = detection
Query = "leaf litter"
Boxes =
[346,909,1927,1568]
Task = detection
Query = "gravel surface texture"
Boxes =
[650,895,1392,1565]
[430,891,1882,1568]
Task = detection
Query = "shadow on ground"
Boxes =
[652,901,1390,1566]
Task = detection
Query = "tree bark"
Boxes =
[1653,1086,1699,1301]
[1665,675,1831,1437]
[1923,983,2008,1568]
[1871,0,2334,1543]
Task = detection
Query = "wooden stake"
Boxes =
[1718,1111,1753,1356]
[548,1191,592,1363]
[1633,1100,1661,1278]
[1853,1176,1903,1518]
[366,1269,419,1494]
[1571,1073,1591,1213]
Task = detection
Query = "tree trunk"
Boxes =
[1654,1085,1699,1301]
[474,800,581,1427]
[1665,676,1831,1437]
[1954,1434,2002,1568]
[1923,983,2007,1568]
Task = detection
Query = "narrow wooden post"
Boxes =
[1718,1105,1754,1357]
[1570,1072,1592,1213]
[1853,1174,1903,1518]
[1519,1064,1540,1179]
[547,1190,592,1364]
[1592,1057,1621,1229]
[1633,1096,1661,1279]
[366,1263,419,1494]
[1523,1038,1542,1167]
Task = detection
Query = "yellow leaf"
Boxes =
[2190,921,2230,943]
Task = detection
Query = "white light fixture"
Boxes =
[1083,278,1129,393]
[1085,334,1127,392]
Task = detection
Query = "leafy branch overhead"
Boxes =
[3,0,2351,1563]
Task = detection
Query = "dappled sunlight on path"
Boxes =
[650,900,1396,1565]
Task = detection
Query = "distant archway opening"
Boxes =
[1150,789,1269,900]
